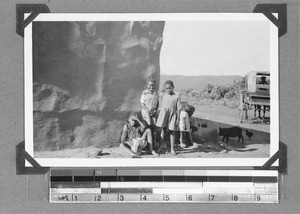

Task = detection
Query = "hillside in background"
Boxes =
[159,74,245,109]
[159,74,243,91]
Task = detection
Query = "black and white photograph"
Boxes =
[24,13,278,167]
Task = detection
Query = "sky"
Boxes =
[160,21,270,76]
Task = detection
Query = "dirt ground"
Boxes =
[35,104,271,159]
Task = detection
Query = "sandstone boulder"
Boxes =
[32,21,165,151]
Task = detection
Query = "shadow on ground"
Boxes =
[156,116,270,155]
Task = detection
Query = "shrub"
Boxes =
[180,80,244,109]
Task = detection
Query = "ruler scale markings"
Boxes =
[140,194,164,202]
[72,194,94,202]
[253,194,278,203]
[51,194,72,202]
[231,194,253,202]
[92,194,108,202]
[108,194,118,202]
[163,194,186,202]
[209,194,232,202]
[117,194,141,202]
[186,194,210,202]
[50,193,278,203]
[49,170,278,203]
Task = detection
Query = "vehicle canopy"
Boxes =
[245,71,270,94]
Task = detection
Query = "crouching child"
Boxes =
[120,112,159,158]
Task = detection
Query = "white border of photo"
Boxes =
[24,13,278,167]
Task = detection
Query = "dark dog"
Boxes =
[218,127,244,143]
[245,129,253,139]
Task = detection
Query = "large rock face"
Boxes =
[33,21,165,151]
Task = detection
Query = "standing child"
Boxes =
[140,79,159,129]
[156,80,181,155]
[179,102,195,148]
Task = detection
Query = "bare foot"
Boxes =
[180,143,187,148]
[151,151,159,157]
[189,142,199,149]
[171,150,177,156]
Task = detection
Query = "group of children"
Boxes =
[120,79,195,158]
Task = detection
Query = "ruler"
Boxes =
[49,169,278,203]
